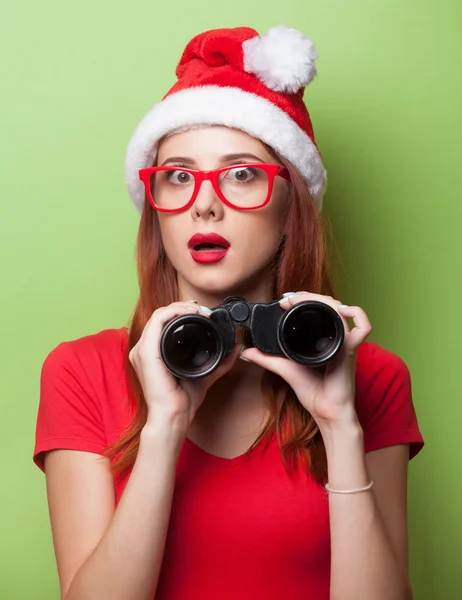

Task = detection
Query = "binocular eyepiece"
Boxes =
[160,296,345,379]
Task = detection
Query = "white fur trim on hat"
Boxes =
[125,85,327,214]
[242,25,318,93]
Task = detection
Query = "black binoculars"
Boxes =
[160,296,345,379]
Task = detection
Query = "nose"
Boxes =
[190,178,225,221]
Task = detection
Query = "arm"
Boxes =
[226,293,422,598]
[41,303,233,600]
[322,419,413,600]
[46,419,186,600]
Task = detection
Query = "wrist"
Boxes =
[317,406,364,459]
[142,413,189,447]
[323,423,370,490]
[317,405,362,438]
[138,424,185,469]
[319,419,369,490]
[321,423,364,456]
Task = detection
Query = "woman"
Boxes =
[33,25,424,600]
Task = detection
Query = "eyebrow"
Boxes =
[160,153,266,166]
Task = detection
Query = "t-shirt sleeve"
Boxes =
[33,341,107,473]
[355,343,424,460]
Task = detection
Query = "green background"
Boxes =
[1,1,460,598]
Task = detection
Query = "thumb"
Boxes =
[204,343,243,386]
[240,347,299,381]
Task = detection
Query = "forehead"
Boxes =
[157,126,274,163]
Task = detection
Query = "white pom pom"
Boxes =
[242,25,318,94]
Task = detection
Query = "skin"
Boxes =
[155,126,413,599]
[156,125,290,437]
[43,126,413,600]
[156,126,290,308]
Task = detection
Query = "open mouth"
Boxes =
[193,243,228,252]
[188,234,230,264]
[188,233,231,251]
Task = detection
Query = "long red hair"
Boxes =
[103,143,339,484]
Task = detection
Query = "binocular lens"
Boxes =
[160,299,344,377]
[280,304,340,364]
[161,316,224,378]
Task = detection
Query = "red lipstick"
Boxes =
[188,233,230,264]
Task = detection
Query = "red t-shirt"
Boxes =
[33,327,424,599]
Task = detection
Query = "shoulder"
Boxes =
[44,327,129,370]
[34,328,130,473]
[41,327,130,395]
[355,339,411,409]
[356,340,409,385]
[354,341,424,458]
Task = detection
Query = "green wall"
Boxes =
[1,1,460,598]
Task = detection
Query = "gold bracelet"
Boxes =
[325,480,374,494]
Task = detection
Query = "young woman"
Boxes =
[33,25,424,600]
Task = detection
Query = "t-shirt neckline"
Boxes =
[184,431,277,467]
[121,325,277,467]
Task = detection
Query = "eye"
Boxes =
[167,170,193,184]
[226,167,257,183]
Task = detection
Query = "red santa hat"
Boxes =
[125,25,327,213]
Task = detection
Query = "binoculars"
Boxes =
[160,296,345,379]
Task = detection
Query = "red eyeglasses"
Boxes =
[138,163,291,213]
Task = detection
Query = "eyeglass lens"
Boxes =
[150,167,270,209]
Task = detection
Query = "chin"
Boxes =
[191,273,244,298]
[185,267,270,302]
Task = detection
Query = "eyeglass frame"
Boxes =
[138,163,291,213]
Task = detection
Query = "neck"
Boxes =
[177,272,274,424]
[177,273,276,308]
[194,356,268,425]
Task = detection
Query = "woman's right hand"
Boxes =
[128,301,242,435]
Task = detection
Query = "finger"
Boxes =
[141,302,209,340]
[280,291,335,300]
[182,343,243,400]
[239,347,301,382]
[279,292,339,310]
[278,292,351,333]
[337,305,372,350]
[136,303,208,359]
[204,343,243,386]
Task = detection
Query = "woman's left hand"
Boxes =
[240,292,373,430]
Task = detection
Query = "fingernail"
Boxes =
[338,304,349,309]
[238,345,252,362]
[279,292,300,304]
[198,305,213,315]
[185,299,198,303]
[279,296,298,305]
